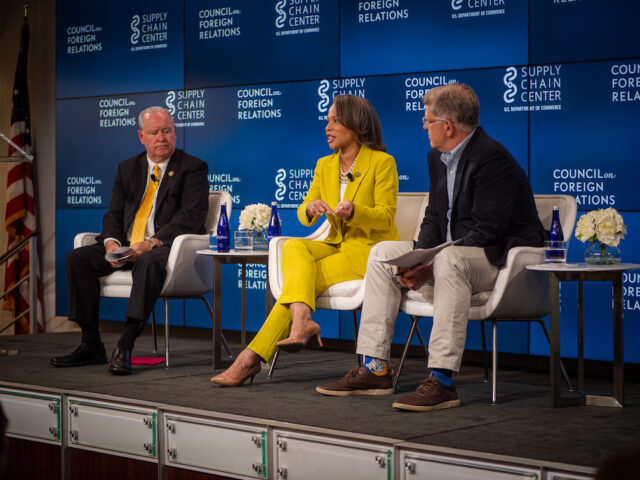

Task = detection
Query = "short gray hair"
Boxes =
[422,83,479,130]
[138,106,174,130]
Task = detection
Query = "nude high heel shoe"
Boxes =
[210,349,261,387]
[276,321,323,353]
[210,364,261,387]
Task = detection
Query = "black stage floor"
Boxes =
[1,327,639,472]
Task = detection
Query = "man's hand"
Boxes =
[332,201,354,219]
[128,241,153,261]
[396,263,434,291]
[105,240,129,268]
[306,199,335,218]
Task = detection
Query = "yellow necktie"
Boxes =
[130,165,160,244]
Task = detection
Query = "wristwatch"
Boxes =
[149,240,158,250]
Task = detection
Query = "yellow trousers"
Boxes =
[247,238,361,362]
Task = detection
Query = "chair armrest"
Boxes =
[74,232,100,249]
[161,233,212,296]
[267,220,332,300]
[480,246,549,319]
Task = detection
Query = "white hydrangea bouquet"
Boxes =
[574,207,627,264]
[238,203,271,249]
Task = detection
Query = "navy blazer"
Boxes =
[416,127,544,267]
[98,149,209,247]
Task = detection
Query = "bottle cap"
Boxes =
[271,201,278,206]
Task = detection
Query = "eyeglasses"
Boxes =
[421,117,447,127]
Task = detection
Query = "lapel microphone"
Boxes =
[150,173,158,182]
[347,172,354,182]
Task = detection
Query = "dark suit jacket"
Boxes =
[415,127,544,267]
[98,149,209,247]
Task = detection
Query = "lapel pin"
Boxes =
[168,171,174,177]
[355,171,360,178]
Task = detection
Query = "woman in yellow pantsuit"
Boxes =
[211,95,399,387]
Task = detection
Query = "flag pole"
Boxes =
[20,3,45,333]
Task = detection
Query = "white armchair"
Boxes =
[396,194,578,403]
[266,192,429,377]
[73,190,234,367]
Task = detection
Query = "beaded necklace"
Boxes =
[339,156,355,184]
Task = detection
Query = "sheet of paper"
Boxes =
[105,246,133,262]
[377,241,456,268]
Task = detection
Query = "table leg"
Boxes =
[211,257,230,369]
[578,278,584,395]
[613,273,624,406]
[550,272,562,407]
[241,259,247,349]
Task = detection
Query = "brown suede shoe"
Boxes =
[392,375,460,412]
[316,366,394,396]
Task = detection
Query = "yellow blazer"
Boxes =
[297,145,399,276]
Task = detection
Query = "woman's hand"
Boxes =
[333,201,354,219]
[306,199,335,218]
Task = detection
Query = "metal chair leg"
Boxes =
[352,311,361,366]
[199,296,232,358]
[415,324,428,358]
[393,315,420,392]
[491,320,497,405]
[150,308,158,354]
[164,298,170,368]
[535,319,574,391]
[480,320,489,383]
[268,350,280,379]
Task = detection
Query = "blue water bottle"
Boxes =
[549,205,564,242]
[268,201,281,243]
[216,204,230,252]
[546,205,565,262]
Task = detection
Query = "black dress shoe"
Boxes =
[50,343,107,367]
[108,347,132,375]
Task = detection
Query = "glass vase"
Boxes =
[253,229,269,251]
[584,240,621,265]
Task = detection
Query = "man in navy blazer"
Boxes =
[51,106,209,375]
[317,83,545,410]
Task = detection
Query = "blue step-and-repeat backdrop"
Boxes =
[56,0,640,363]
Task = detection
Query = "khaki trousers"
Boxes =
[356,241,499,371]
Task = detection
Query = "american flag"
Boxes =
[2,20,43,333]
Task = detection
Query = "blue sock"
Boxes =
[363,356,389,375]
[430,369,453,387]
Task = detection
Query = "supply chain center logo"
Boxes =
[451,0,506,19]
[274,168,314,208]
[165,90,206,127]
[275,0,320,36]
[317,78,366,120]
[130,12,168,52]
[502,65,563,112]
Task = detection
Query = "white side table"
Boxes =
[527,262,640,407]
[197,249,273,368]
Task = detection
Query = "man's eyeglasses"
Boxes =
[421,117,446,127]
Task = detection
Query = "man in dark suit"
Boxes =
[51,106,209,375]
[317,83,545,410]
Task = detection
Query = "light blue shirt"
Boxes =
[440,129,476,241]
